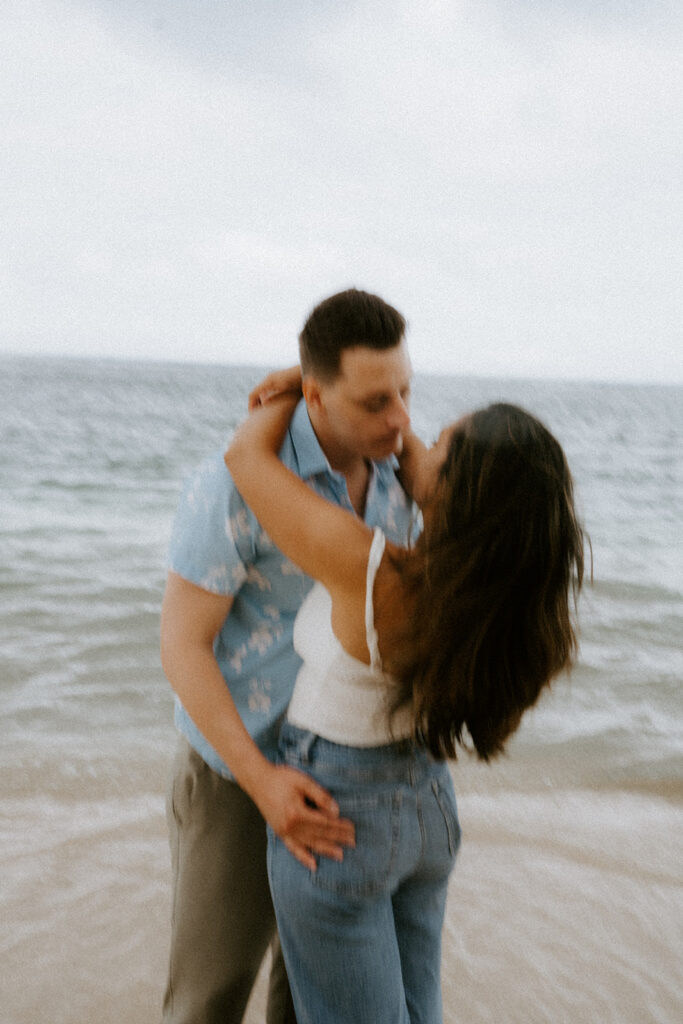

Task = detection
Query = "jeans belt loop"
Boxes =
[296,729,317,764]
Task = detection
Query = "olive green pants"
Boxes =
[162,737,296,1024]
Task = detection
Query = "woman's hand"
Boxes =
[248,365,303,410]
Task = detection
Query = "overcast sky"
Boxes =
[2,0,681,382]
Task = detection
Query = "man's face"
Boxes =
[311,340,412,463]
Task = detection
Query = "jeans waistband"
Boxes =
[279,721,443,786]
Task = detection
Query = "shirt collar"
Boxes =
[289,399,400,481]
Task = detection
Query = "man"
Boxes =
[160,289,415,1023]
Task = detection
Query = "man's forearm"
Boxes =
[160,572,355,867]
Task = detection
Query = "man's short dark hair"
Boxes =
[299,289,406,380]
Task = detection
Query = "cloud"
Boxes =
[2,0,681,381]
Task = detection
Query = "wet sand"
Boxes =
[2,785,681,1023]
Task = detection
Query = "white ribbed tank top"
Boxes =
[287,528,413,746]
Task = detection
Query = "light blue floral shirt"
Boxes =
[168,400,417,777]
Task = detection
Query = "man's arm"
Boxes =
[160,570,354,869]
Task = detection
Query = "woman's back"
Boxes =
[288,528,413,747]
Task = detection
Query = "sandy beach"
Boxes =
[3,769,681,1024]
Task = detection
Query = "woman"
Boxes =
[225,391,584,1024]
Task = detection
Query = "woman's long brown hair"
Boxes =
[390,403,585,761]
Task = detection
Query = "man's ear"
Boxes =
[302,375,323,411]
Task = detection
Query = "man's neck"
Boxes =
[341,460,370,518]
[309,409,370,517]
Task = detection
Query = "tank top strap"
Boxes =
[365,527,386,672]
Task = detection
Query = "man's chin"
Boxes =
[371,434,403,460]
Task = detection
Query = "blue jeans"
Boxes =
[267,723,461,1024]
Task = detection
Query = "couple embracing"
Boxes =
[160,289,584,1023]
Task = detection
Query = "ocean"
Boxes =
[1,353,681,1023]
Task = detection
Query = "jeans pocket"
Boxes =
[311,791,401,898]
[431,775,461,859]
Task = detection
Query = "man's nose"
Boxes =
[387,395,411,431]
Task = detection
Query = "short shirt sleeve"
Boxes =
[167,451,256,596]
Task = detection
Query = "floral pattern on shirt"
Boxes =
[167,402,417,779]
